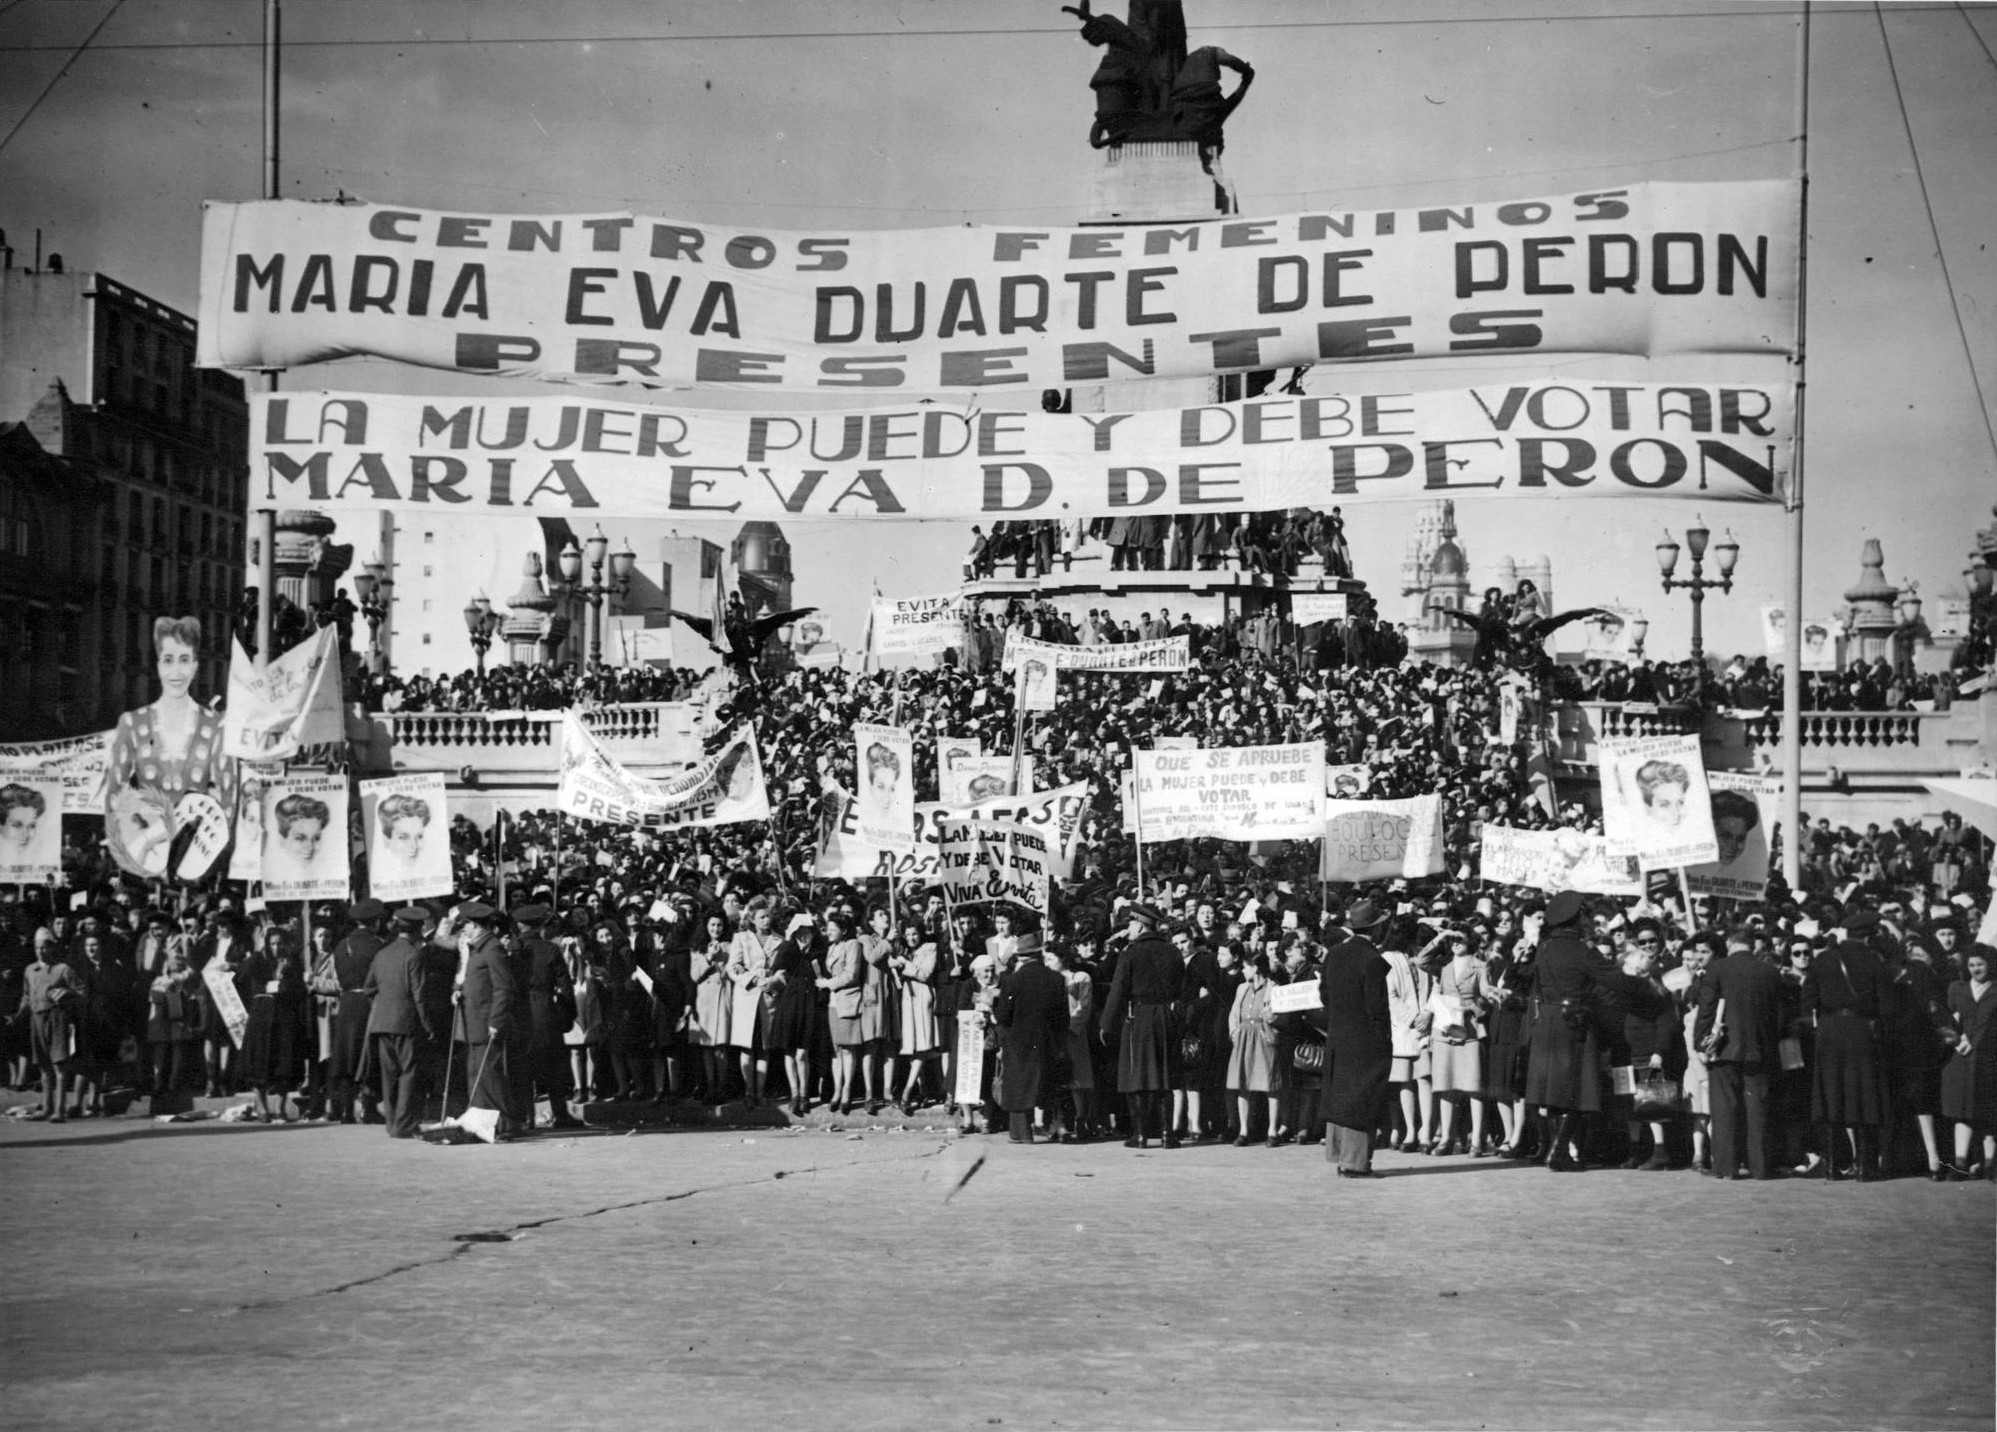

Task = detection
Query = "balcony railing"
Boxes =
[1736,710,1933,750]
[365,701,703,775]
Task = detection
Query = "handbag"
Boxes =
[1179,1033,1208,1067]
[1292,1039,1325,1073]
[1633,1070,1683,1119]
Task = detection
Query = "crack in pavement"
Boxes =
[220,1138,957,1315]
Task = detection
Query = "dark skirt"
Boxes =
[1941,1042,1997,1126]
[329,991,372,1081]
[1484,1004,1528,1098]
[766,984,815,1053]
[1171,998,1215,1086]
[1116,1003,1176,1093]
[240,994,302,1091]
[1810,1013,1883,1126]
[649,993,688,1053]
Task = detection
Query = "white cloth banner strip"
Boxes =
[1292,592,1349,625]
[558,714,770,829]
[223,627,346,761]
[250,380,1790,521]
[871,592,966,658]
[816,780,1091,883]
[1132,742,1325,844]
[1477,824,1643,896]
[1001,632,1192,672]
[200,182,1798,389]
[1319,794,1445,883]
[0,731,111,814]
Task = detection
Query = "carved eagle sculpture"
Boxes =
[667,605,819,689]
[1440,603,1615,688]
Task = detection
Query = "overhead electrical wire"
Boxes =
[1873,2,1997,473]
[0,0,122,158]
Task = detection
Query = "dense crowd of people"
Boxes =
[966,510,1355,580]
[8,621,1993,1182]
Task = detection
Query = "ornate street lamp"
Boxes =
[354,558,393,674]
[1657,518,1739,697]
[463,593,502,675]
[1630,614,1649,661]
[551,528,635,669]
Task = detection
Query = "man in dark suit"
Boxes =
[993,932,1070,1144]
[1695,927,1784,1179]
[456,900,526,1139]
[1099,903,1185,1148]
[362,907,437,1139]
[1317,900,1393,1179]
[1523,891,1612,1172]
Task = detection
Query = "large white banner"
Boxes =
[261,772,351,902]
[1292,592,1349,625]
[0,772,64,881]
[359,772,456,902]
[1685,771,1780,900]
[871,592,966,659]
[223,628,346,761]
[1599,734,1719,871]
[815,780,1092,883]
[853,723,916,853]
[249,379,1791,521]
[0,732,111,814]
[1001,633,1193,673]
[559,715,769,829]
[1478,825,1643,896]
[202,183,1798,389]
[972,820,1053,912]
[1319,794,1444,883]
[1132,742,1325,843]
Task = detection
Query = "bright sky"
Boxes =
[2,0,1992,662]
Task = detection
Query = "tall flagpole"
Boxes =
[1780,0,1811,891]
[254,0,280,671]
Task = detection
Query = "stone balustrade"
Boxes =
[361,702,701,775]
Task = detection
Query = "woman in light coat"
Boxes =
[1225,954,1283,1146]
[727,899,780,1106]
[816,908,866,1115]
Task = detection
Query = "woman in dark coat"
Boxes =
[1940,945,1997,1179]
[237,926,306,1122]
[1884,940,1953,1179]
[1804,925,1888,1178]
[1099,904,1184,1148]
[765,913,820,1116]
[1316,903,1393,1177]
[639,917,692,1104]
[993,934,1070,1142]
[1606,931,1682,1170]
[1523,892,1609,1171]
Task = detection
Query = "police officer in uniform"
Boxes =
[1098,903,1185,1148]
[328,898,386,1124]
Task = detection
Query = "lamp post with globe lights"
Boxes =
[1893,583,1924,681]
[1656,518,1740,697]
[463,595,502,676]
[555,529,637,669]
[352,560,393,675]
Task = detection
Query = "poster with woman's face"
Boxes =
[359,772,455,902]
[1598,733,1718,872]
[260,773,351,902]
[853,722,915,853]
[0,772,63,881]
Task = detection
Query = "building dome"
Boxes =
[1429,539,1467,578]
[732,521,791,577]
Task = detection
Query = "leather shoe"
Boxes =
[1335,1167,1380,1179]
[1123,1136,1144,1149]
[1162,1135,1182,1149]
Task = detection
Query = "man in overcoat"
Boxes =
[458,901,526,1139]
[327,899,385,1125]
[1695,927,1784,1179]
[512,903,580,1129]
[362,907,437,1139]
[1317,900,1393,1178]
[993,932,1070,1143]
[1099,902,1185,1148]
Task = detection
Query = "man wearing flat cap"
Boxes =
[458,901,527,1139]
[1523,891,1611,1171]
[1099,902,1185,1148]
[1317,900,1393,1178]
[362,907,439,1139]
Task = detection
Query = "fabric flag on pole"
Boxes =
[559,714,769,829]
[1319,794,1444,883]
[223,625,345,761]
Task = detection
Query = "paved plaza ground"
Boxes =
[2,1114,1991,1431]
